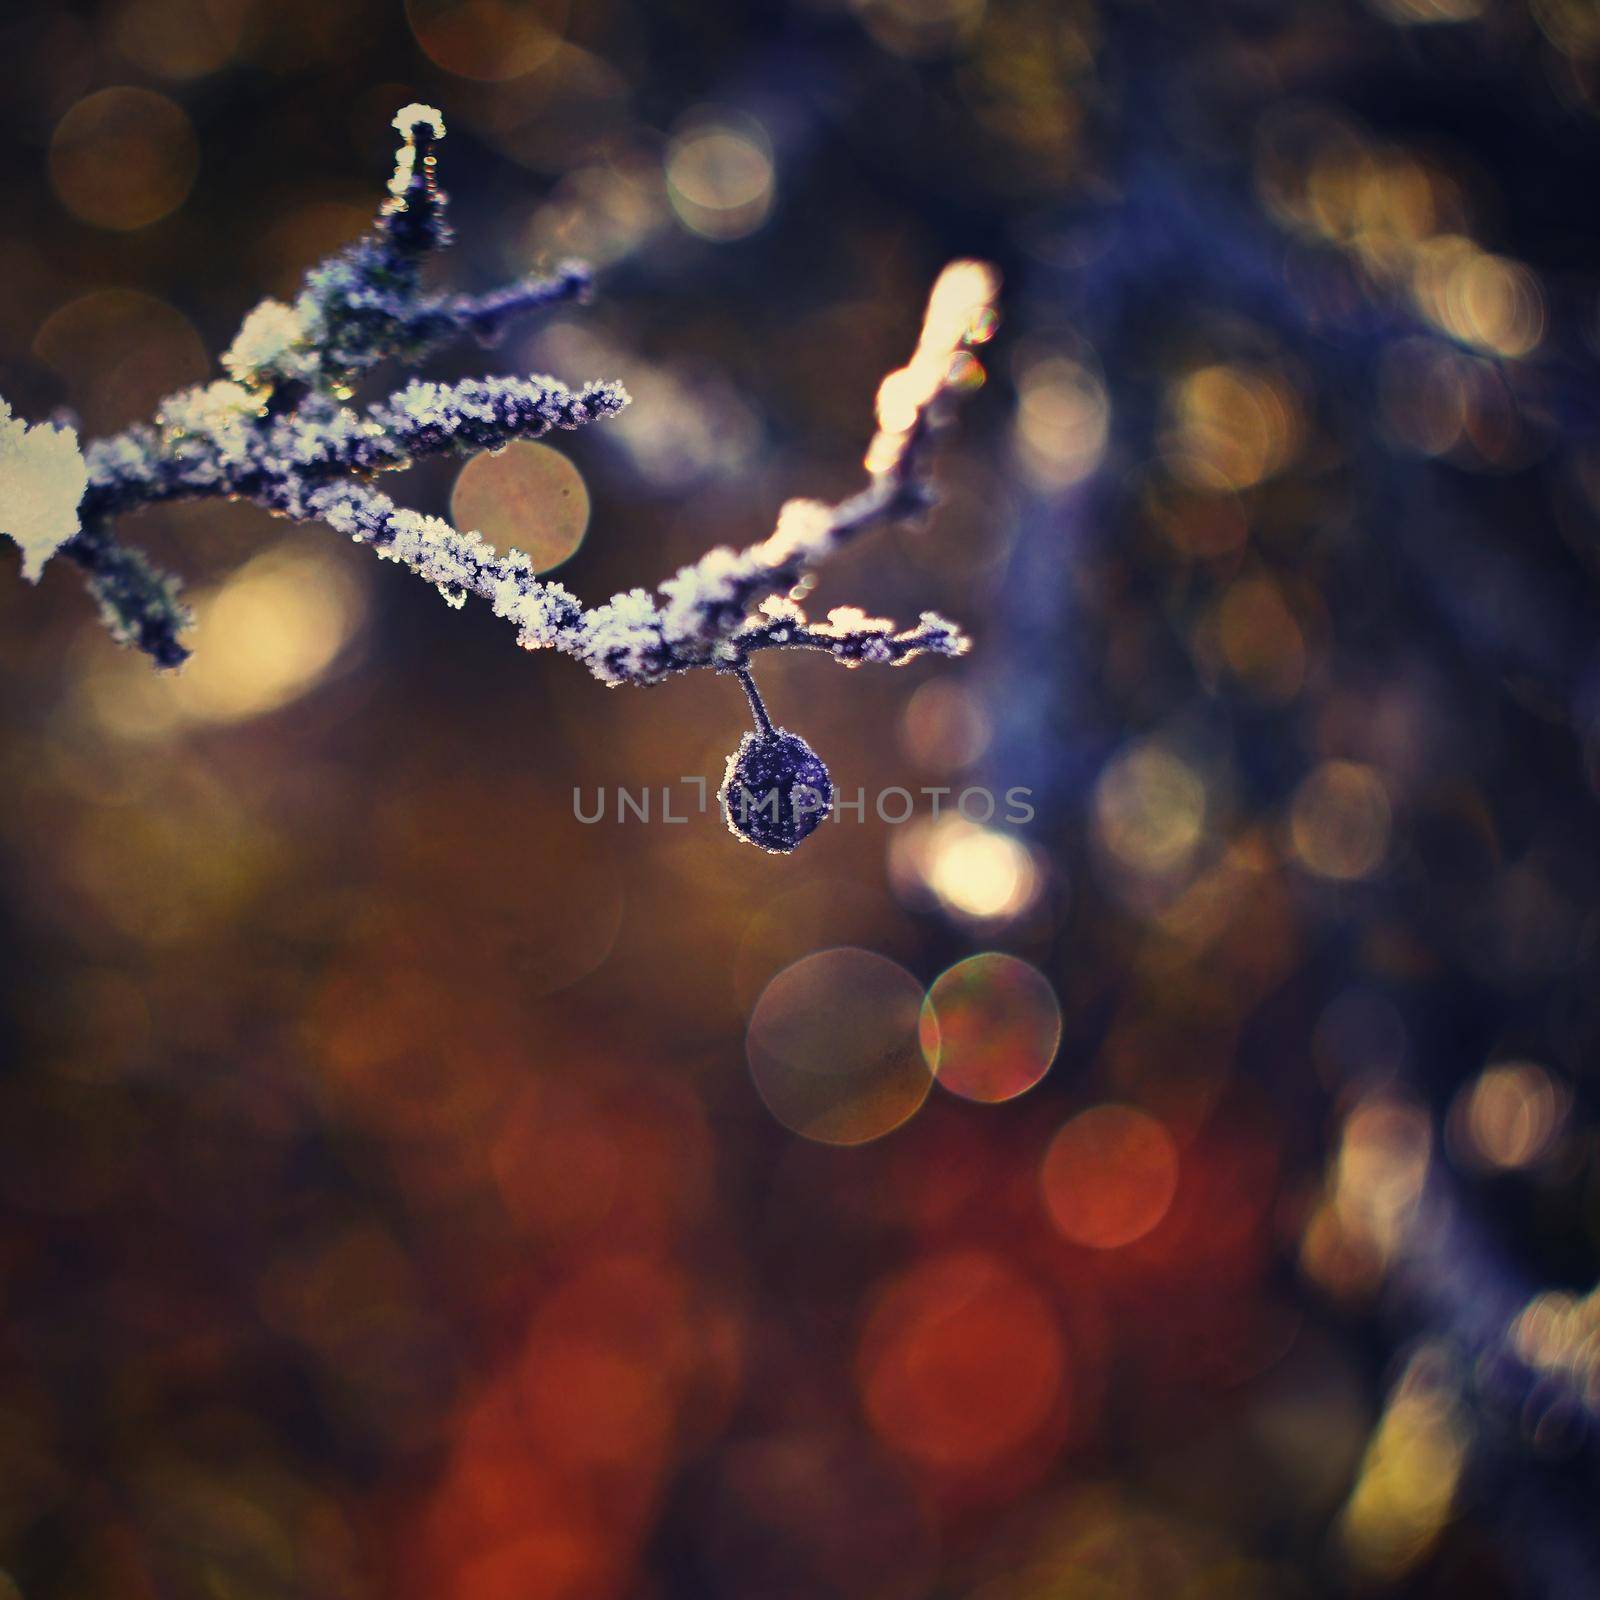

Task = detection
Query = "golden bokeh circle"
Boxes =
[1093,742,1207,877]
[33,290,209,435]
[746,948,932,1145]
[50,88,198,231]
[666,120,775,242]
[404,0,567,81]
[110,0,254,80]
[451,441,591,573]
[1289,760,1391,881]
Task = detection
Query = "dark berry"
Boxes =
[719,728,834,853]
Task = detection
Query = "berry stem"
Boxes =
[734,667,776,737]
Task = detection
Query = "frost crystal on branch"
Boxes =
[0,401,87,583]
[3,102,996,848]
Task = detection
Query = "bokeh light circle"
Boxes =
[1014,353,1110,489]
[1450,1060,1568,1172]
[167,538,366,724]
[888,814,1044,924]
[50,88,198,231]
[451,441,591,573]
[746,948,932,1145]
[404,0,567,81]
[1093,741,1207,876]
[901,678,990,772]
[110,0,254,80]
[857,1251,1065,1472]
[919,952,1061,1103]
[33,290,208,435]
[666,119,775,241]
[1289,759,1390,881]
[1041,1104,1180,1249]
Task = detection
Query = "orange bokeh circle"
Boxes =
[1041,1104,1180,1249]
[857,1251,1065,1473]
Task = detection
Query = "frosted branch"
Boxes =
[4,100,994,846]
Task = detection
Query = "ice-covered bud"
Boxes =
[719,726,834,853]
[0,398,87,582]
[388,105,445,200]
[381,102,451,259]
[392,103,445,143]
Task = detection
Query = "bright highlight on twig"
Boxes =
[866,259,999,477]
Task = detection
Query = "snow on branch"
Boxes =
[0,400,86,584]
[1,103,997,849]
